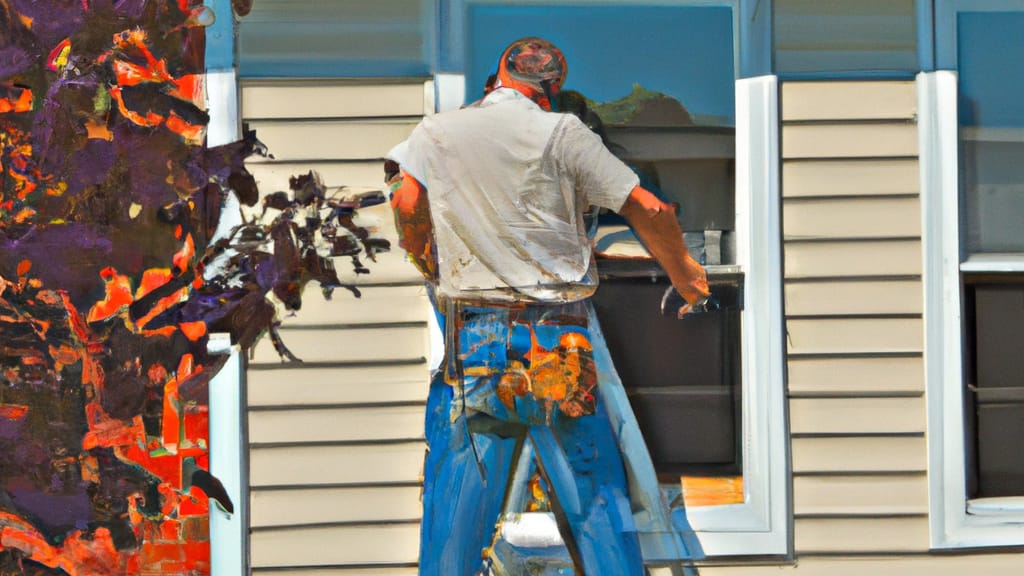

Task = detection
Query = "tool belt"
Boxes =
[440,297,598,424]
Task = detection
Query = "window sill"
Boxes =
[967,497,1024,516]
[961,253,1024,273]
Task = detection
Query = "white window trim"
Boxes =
[682,74,787,557]
[434,74,788,558]
[919,70,1024,550]
[208,337,247,576]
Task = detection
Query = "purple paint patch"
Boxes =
[0,45,33,77]
[11,488,93,533]
[0,417,25,439]
[10,0,85,49]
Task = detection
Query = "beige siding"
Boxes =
[781,80,929,559]
[782,158,919,197]
[780,81,918,122]
[249,442,425,487]
[246,119,418,161]
[783,196,921,240]
[795,517,929,553]
[249,324,428,365]
[247,160,386,190]
[790,397,925,435]
[247,364,428,407]
[241,80,428,120]
[252,565,415,569]
[249,405,425,444]
[784,280,922,316]
[786,317,923,355]
[250,524,420,567]
[785,240,921,278]
[782,123,917,159]
[788,356,924,395]
[791,437,927,473]
[702,554,1024,576]
[242,79,431,572]
[793,475,928,515]
[251,486,421,527]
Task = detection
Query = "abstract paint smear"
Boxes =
[1,1,384,573]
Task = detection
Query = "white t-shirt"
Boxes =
[392,88,639,302]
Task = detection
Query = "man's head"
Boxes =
[495,37,567,110]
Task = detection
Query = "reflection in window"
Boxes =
[958,11,1024,502]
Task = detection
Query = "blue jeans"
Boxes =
[419,299,645,576]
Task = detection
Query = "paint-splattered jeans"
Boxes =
[419,298,645,576]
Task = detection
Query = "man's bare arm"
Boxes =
[389,169,437,281]
[617,185,710,316]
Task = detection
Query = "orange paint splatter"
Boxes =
[0,87,33,113]
[0,404,28,420]
[87,268,133,323]
[178,321,206,342]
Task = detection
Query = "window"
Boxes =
[923,0,1024,549]
[237,0,434,78]
[774,0,921,78]
[439,0,786,559]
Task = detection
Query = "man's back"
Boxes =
[399,88,637,302]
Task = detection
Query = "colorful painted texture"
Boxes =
[1,1,384,573]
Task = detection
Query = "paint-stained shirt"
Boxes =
[392,88,638,303]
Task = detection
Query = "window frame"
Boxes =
[436,0,786,559]
[920,67,1024,550]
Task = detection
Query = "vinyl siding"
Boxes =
[241,79,431,573]
[703,554,1024,575]
[780,80,928,557]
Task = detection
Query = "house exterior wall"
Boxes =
[702,79,1024,574]
[240,79,432,573]
[231,56,1024,576]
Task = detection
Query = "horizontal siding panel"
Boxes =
[251,524,419,568]
[792,436,926,473]
[247,364,429,407]
[250,325,428,365]
[280,285,431,326]
[787,356,924,395]
[242,81,426,120]
[247,160,388,189]
[793,474,928,516]
[251,565,415,569]
[786,318,923,355]
[784,240,922,278]
[782,123,918,159]
[333,251,426,286]
[781,81,917,122]
[785,280,922,316]
[250,442,424,487]
[251,485,421,527]
[782,158,919,197]
[783,196,921,240]
[789,397,925,435]
[794,516,928,553]
[700,554,1024,576]
[248,119,417,161]
[249,405,425,444]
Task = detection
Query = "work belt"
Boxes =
[440,297,598,425]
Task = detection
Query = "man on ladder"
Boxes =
[388,37,710,575]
